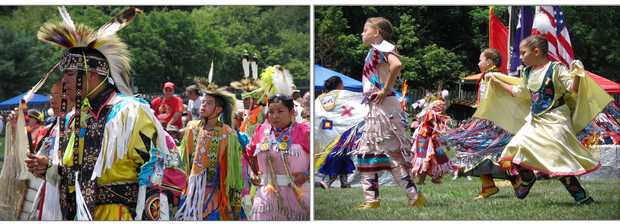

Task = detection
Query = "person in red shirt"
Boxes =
[151,81,184,129]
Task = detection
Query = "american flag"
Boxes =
[531,6,574,66]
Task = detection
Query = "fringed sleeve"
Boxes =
[217,129,231,220]
[226,132,243,192]
[96,108,153,184]
[178,120,200,175]
[176,132,189,174]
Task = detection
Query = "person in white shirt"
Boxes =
[292,88,304,123]
[185,84,202,121]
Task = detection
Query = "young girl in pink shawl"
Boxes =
[247,94,310,220]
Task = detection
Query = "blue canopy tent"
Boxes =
[314,64,363,93]
[0,93,49,110]
[314,64,407,99]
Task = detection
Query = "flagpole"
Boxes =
[507,6,512,73]
[488,6,493,48]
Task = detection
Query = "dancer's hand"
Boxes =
[250,171,262,186]
[486,73,500,82]
[292,172,309,187]
[489,74,501,84]
[570,60,585,77]
[7,110,17,127]
[485,73,495,80]
[374,89,387,105]
[25,153,49,178]
[399,99,407,111]
[7,103,26,127]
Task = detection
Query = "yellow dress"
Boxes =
[476,62,612,177]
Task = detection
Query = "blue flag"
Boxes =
[508,6,535,76]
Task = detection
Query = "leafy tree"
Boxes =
[315,6,363,78]
[0,6,309,100]
[315,5,620,93]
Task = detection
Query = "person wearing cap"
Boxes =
[25,7,181,220]
[175,78,244,220]
[26,109,48,150]
[292,87,301,101]
[151,81,185,130]
[4,87,58,220]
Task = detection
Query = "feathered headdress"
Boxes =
[230,78,261,94]
[33,7,142,221]
[244,65,295,104]
[37,6,142,96]
[230,56,261,94]
[269,65,295,97]
[194,61,237,126]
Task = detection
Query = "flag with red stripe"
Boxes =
[531,6,574,66]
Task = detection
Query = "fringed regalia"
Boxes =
[495,62,606,177]
[232,65,267,216]
[410,100,453,182]
[346,40,422,207]
[314,90,367,181]
[247,122,310,220]
[175,74,244,221]
[439,71,513,179]
[480,60,612,203]
[29,118,63,220]
[32,7,183,220]
[245,65,310,220]
[175,120,244,220]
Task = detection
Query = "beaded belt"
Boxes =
[96,182,139,208]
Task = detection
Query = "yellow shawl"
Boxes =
[474,66,612,134]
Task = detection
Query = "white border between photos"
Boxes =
[310,4,316,222]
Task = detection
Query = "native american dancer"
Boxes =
[438,48,516,199]
[485,35,613,205]
[246,65,310,220]
[14,7,185,220]
[174,74,244,220]
[314,76,365,189]
[410,97,453,184]
[329,17,424,209]
[229,61,265,216]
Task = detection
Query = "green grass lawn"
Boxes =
[314,177,620,220]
